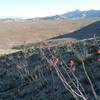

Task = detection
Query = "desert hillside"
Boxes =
[0,18,99,48]
[0,37,100,100]
[52,20,100,40]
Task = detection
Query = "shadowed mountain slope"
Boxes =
[51,21,100,40]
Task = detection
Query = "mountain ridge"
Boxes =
[0,9,100,20]
[39,9,100,20]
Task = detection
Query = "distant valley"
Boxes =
[0,9,100,48]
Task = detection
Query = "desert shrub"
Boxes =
[0,83,16,92]
[83,54,96,63]
[68,96,76,100]
[18,90,27,98]
[39,96,45,100]
[88,45,97,54]
[83,77,90,85]
[83,73,95,85]
[23,74,35,83]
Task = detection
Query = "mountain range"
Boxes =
[0,9,100,21]
[40,9,100,20]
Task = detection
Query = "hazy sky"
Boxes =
[0,0,100,18]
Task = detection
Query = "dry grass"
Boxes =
[0,49,20,55]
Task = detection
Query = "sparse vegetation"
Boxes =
[0,35,100,100]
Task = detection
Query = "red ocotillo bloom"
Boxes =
[48,57,60,66]
[68,59,76,72]
[69,59,75,66]
[68,65,76,73]
[97,50,100,54]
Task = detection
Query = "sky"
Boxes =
[0,0,100,18]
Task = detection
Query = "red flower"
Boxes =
[48,57,60,66]
[68,65,76,73]
[69,59,75,66]
[97,50,100,54]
